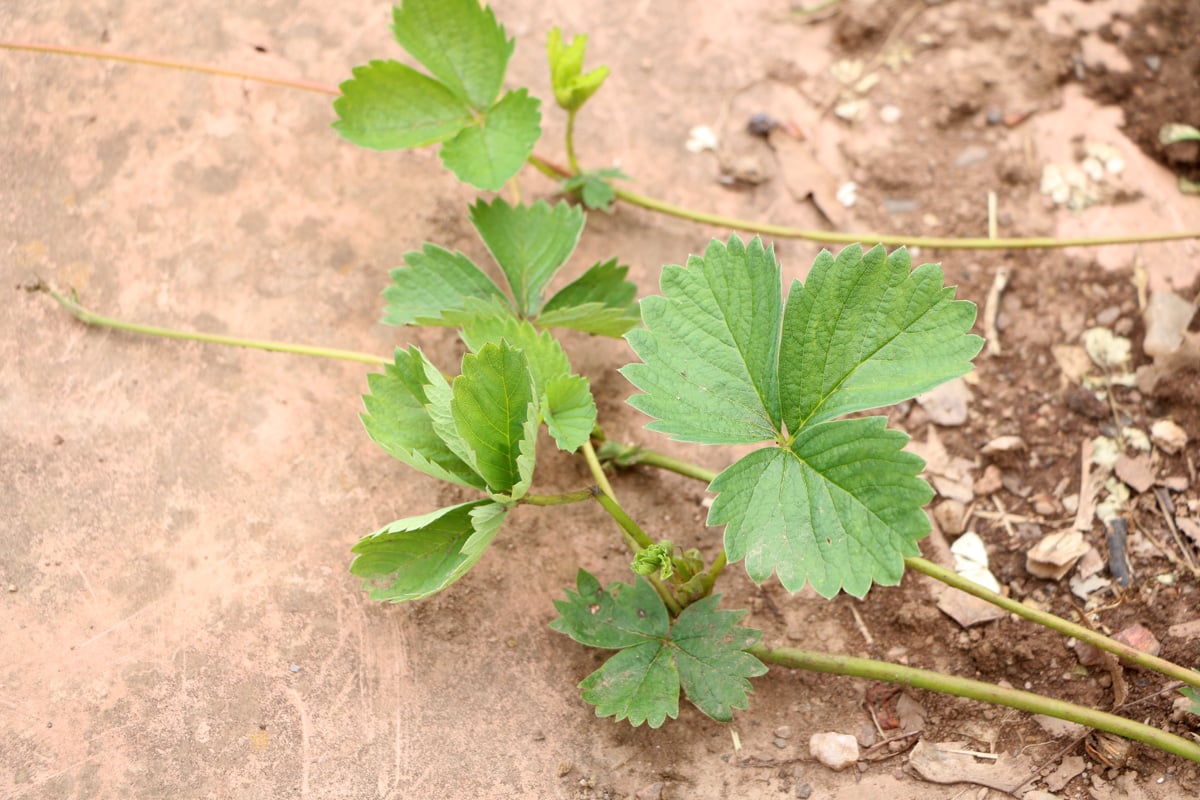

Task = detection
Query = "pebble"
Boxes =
[635,782,664,800]
[934,499,966,535]
[973,465,1003,496]
[809,732,859,771]
[1145,54,1162,72]
[556,760,573,777]
[795,782,812,798]
[289,664,301,673]
[1113,623,1161,656]
[6,584,15,593]
[775,725,794,739]
[775,738,789,749]
[1151,419,1188,455]
[955,145,990,168]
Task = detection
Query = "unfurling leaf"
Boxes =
[547,28,610,112]
[551,570,766,727]
[623,237,982,597]
[632,542,675,580]
[351,500,507,602]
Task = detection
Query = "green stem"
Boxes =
[905,557,1200,689]
[701,550,727,595]
[527,155,1200,251]
[751,644,1200,765]
[564,109,581,174]
[43,287,390,366]
[634,449,720,483]
[626,443,1200,690]
[522,489,595,506]
[581,440,617,499]
[593,491,655,551]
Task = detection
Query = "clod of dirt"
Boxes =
[1113,623,1162,657]
[1150,419,1188,454]
[809,732,859,771]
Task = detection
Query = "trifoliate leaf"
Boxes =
[546,28,610,112]
[392,0,513,110]
[623,237,784,444]
[468,198,586,317]
[451,341,538,500]
[561,168,628,210]
[623,236,981,597]
[707,418,931,597]
[332,60,474,150]
[439,88,542,192]
[362,347,486,490]
[542,374,597,452]
[538,258,639,337]
[458,314,572,394]
[350,500,507,602]
[780,245,983,431]
[382,244,510,327]
[551,570,767,727]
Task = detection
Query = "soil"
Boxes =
[3,1,1199,799]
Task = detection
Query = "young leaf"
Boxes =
[382,244,510,327]
[1180,686,1200,716]
[542,374,597,452]
[468,198,586,317]
[780,245,982,430]
[392,0,513,110]
[538,258,640,337]
[362,347,487,490]
[331,60,474,150]
[351,500,507,602]
[561,167,628,211]
[707,418,931,597]
[551,570,767,727]
[622,237,784,445]
[438,88,542,192]
[546,28,610,112]
[451,341,539,499]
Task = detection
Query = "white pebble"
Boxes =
[809,732,859,771]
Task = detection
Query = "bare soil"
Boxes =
[3,1,1199,799]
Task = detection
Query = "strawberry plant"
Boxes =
[20,0,1200,764]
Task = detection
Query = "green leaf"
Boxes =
[1180,686,1200,716]
[440,89,542,191]
[451,341,538,499]
[468,198,586,317]
[547,28,610,112]
[1160,123,1200,145]
[351,500,507,602]
[551,570,767,727]
[542,374,597,452]
[562,168,627,211]
[332,60,474,150]
[458,314,572,394]
[622,237,981,597]
[382,244,510,327]
[707,418,931,597]
[362,347,486,490]
[779,245,982,431]
[393,0,513,110]
[622,237,784,444]
[538,258,640,337]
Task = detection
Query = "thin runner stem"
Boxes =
[522,489,595,506]
[44,286,390,366]
[751,644,1200,764]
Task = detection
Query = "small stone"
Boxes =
[981,435,1025,455]
[879,104,902,124]
[635,782,664,800]
[809,732,859,771]
[775,725,794,739]
[795,782,813,799]
[747,112,778,137]
[916,378,972,427]
[6,584,15,593]
[1150,419,1188,455]
[775,738,789,749]
[288,663,301,673]
[933,499,967,535]
[1095,306,1121,326]
[556,760,573,777]
[1113,623,1161,657]
[973,465,1003,496]
[986,107,1003,126]
[955,145,990,168]
[1145,54,1162,72]
[1031,493,1058,516]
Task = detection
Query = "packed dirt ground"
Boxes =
[3,0,1199,798]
